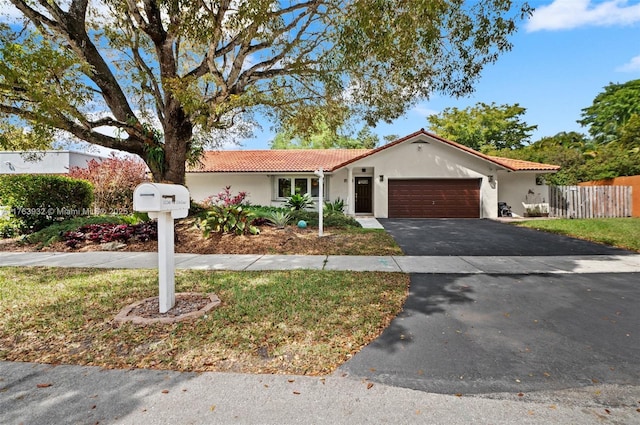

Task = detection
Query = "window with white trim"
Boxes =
[276,176,324,199]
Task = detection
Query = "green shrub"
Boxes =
[0,216,23,238]
[290,209,362,229]
[0,175,94,233]
[245,205,287,216]
[199,205,259,236]
[324,198,345,215]
[264,210,292,228]
[285,193,314,211]
[323,214,361,228]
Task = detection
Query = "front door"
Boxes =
[355,177,373,213]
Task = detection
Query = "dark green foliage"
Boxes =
[0,217,22,238]
[285,193,314,211]
[324,198,346,215]
[290,210,361,228]
[0,175,93,233]
[427,102,537,151]
[579,79,640,144]
[200,205,260,236]
[491,131,640,184]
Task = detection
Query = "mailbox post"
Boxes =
[314,168,324,237]
[133,183,190,313]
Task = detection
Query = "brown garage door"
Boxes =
[388,179,481,218]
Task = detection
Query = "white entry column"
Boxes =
[347,167,354,216]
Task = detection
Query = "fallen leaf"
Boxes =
[455,393,463,397]
[518,392,524,397]
[210,405,216,411]
[549,405,557,410]
[543,372,551,377]
[367,383,374,390]
[287,379,295,383]
[528,410,534,415]
[592,378,599,384]
[293,391,301,395]
[161,389,169,394]
[417,370,424,376]
[604,409,611,414]
[36,383,52,388]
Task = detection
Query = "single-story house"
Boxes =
[186,129,559,219]
[0,150,105,175]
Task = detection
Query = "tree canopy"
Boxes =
[426,102,537,152]
[270,122,379,149]
[0,0,531,183]
[578,79,640,145]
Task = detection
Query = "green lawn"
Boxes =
[514,218,640,252]
[0,267,408,375]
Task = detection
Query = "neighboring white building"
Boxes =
[186,129,560,219]
[0,151,105,175]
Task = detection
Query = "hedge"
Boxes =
[0,175,94,234]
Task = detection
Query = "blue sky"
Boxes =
[240,0,640,150]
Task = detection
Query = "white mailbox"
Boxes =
[133,183,190,313]
[133,183,190,219]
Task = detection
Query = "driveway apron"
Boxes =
[339,219,640,395]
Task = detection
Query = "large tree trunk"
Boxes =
[156,101,193,185]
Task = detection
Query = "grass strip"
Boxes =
[514,218,640,252]
[0,267,408,375]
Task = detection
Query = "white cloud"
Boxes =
[616,54,640,71]
[411,104,439,118]
[527,0,640,32]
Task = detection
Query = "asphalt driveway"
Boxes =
[339,219,640,395]
[378,218,632,256]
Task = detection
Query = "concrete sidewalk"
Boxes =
[2,251,640,274]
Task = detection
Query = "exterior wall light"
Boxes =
[379,175,384,182]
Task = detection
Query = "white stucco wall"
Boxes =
[345,135,499,218]
[0,151,104,174]
[187,171,347,209]
[497,171,551,217]
[185,173,273,205]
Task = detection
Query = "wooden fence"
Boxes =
[549,185,633,218]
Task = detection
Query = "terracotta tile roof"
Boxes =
[487,156,560,172]
[189,130,560,173]
[190,149,369,173]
